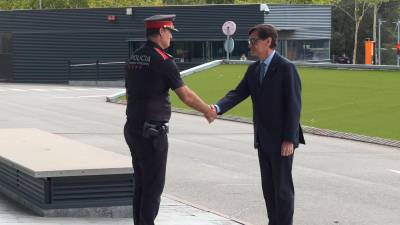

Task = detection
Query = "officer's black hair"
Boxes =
[146,28,161,38]
[248,24,277,49]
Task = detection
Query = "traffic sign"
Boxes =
[222,21,236,36]
[224,37,235,54]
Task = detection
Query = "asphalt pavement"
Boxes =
[0,83,399,225]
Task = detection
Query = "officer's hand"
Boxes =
[204,105,217,123]
[281,141,294,157]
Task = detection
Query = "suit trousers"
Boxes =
[124,121,169,225]
[257,148,294,225]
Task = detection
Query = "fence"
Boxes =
[67,59,125,83]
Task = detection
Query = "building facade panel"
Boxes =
[0,4,331,83]
[265,4,332,40]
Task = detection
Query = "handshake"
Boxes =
[204,105,218,123]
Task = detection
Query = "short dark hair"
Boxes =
[146,28,161,38]
[248,24,278,49]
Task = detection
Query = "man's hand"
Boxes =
[174,86,217,122]
[281,141,294,157]
[204,105,217,123]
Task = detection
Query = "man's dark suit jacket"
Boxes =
[217,52,305,151]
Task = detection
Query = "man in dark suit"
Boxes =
[212,24,305,225]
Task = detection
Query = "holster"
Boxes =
[142,121,169,138]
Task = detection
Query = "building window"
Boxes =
[170,40,251,62]
[231,41,250,60]
[208,41,224,60]
[128,39,331,63]
[169,41,207,63]
[287,39,330,62]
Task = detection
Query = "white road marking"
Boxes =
[54,95,107,99]
[0,86,122,94]
[30,88,47,92]
[389,169,400,174]
[71,88,90,91]
[9,88,27,92]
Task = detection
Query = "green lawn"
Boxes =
[170,65,400,141]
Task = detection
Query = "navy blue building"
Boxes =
[0,4,331,83]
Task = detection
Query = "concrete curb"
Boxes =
[301,126,400,148]
[106,60,400,149]
[69,80,125,87]
[181,60,223,77]
[105,59,400,103]
[106,99,400,149]
[296,62,400,71]
[222,59,400,71]
[171,107,400,149]
[163,193,252,225]
[106,90,126,102]
[105,60,224,103]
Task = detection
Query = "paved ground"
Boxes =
[0,193,242,225]
[0,83,244,225]
[0,83,399,225]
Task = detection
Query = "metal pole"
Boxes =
[378,19,386,65]
[373,5,378,64]
[226,35,230,61]
[378,19,381,65]
[39,0,42,9]
[226,25,230,61]
[67,60,71,82]
[396,20,400,67]
[96,60,99,85]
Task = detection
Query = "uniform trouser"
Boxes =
[124,122,168,225]
[257,148,294,225]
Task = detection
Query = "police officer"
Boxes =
[124,15,216,225]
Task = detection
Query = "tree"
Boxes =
[331,0,377,64]
[379,0,400,65]
[41,0,89,9]
[88,0,162,7]
[0,0,38,10]
[0,0,89,9]
[331,0,400,64]
[371,0,389,64]
[0,0,163,10]
[235,0,330,4]
[164,0,331,4]
[331,1,352,60]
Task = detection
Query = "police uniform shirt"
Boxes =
[125,41,184,129]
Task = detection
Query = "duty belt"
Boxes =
[142,121,169,138]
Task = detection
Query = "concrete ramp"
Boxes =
[0,128,133,217]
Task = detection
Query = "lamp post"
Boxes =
[378,19,386,65]
[393,20,400,66]
[398,20,400,67]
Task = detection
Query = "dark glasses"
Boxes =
[248,38,261,45]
